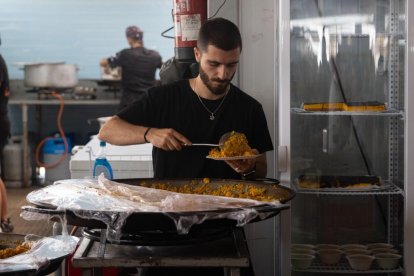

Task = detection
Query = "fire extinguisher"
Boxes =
[173,0,207,61]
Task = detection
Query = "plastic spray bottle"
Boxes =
[93,140,113,179]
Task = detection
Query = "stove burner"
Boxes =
[73,227,251,275]
[72,86,97,100]
[26,87,74,100]
[38,91,56,100]
[26,86,98,100]
[82,226,232,246]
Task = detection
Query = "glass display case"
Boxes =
[278,0,409,274]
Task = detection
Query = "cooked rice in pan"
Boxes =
[143,179,276,202]
[0,242,31,259]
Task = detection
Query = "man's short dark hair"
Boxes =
[197,18,242,52]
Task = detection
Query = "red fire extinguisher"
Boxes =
[173,0,207,60]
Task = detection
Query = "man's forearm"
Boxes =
[98,116,148,145]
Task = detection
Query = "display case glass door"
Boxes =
[287,0,405,274]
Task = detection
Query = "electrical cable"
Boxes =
[35,91,69,169]
[208,0,227,19]
[161,26,174,39]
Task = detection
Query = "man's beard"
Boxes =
[199,66,234,96]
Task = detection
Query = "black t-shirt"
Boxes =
[117,79,273,179]
[108,47,162,107]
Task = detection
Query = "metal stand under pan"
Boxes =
[72,227,252,276]
[82,226,232,246]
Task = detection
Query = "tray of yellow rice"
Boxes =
[296,175,389,191]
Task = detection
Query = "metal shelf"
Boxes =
[293,259,404,274]
[292,181,403,196]
[291,33,405,39]
[291,108,404,117]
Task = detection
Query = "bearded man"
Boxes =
[98,18,273,180]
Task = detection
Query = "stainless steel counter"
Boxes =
[8,80,119,187]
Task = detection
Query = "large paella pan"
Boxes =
[22,176,294,239]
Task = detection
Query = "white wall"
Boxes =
[209,0,280,275]
[239,2,279,275]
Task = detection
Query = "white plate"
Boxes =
[206,154,261,161]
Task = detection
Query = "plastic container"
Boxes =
[367,243,394,250]
[316,244,340,250]
[291,244,315,250]
[371,248,399,255]
[2,136,32,187]
[43,137,71,184]
[344,249,372,256]
[374,253,402,269]
[291,253,314,269]
[291,249,317,256]
[318,249,344,265]
[346,254,375,271]
[93,141,113,179]
[340,244,368,251]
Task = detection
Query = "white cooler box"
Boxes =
[70,135,153,179]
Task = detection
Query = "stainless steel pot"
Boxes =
[23,62,79,88]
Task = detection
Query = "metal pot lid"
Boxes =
[13,61,65,67]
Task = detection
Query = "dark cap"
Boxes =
[126,25,143,40]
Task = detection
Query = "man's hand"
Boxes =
[224,149,267,178]
[146,128,191,151]
[225,149,259,174]
[100,58,109,67]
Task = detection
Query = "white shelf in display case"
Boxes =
[293,259,404,274]
[292,181,403,196]
[70,135,153,179]
[291,107,404,117]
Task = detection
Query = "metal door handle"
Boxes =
[278,146,288,172]
[322,129,328,153]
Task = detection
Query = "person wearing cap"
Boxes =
[100,25,162,110]
[0,34,13,233]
